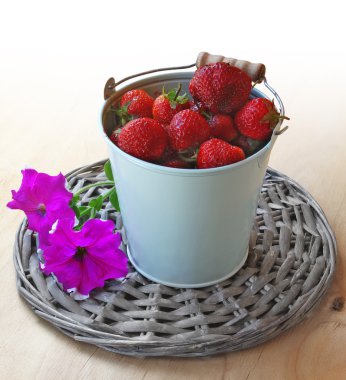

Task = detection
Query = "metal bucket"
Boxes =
[100,60,285,288]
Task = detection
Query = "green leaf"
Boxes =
[73,207,80,219]
[90,208,97,219]
[70,194,80,208]
[104,160,114,181]
[109,188,120,211]
[88,199,97,208]
[72,193,80,203]
[80,206,92,217]
[89,195,103,211]
[94,195,104,211]
[70,194,81,217]
[77,206,89,214]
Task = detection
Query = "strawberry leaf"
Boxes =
[164,84,189,108]
[111,102,132,126]
[176,94,189,104]
[166,89,177,102]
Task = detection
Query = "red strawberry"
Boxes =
[109,130,119,145]
[114,90,154,125]
[197,138,245,169]
[208,114,238,141]
[235,98,288,141]
[189,62,252,114]
[167,109,210,152]
[152,84,190,124]
[117,118,168,161]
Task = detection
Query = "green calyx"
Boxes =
[162,83,189,109]
[110,102,133,126]
[261,100,290,129]
[178,148,199,163]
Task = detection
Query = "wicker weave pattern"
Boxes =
[14,161,336,357]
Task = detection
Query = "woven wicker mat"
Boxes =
[14,160,337,357]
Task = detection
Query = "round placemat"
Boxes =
[14,160,336,357]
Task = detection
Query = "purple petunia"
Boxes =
[7,169,75,235]
[42,218,128,296]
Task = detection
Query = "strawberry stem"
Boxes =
[201,110,212,121]
[173,84,182,101]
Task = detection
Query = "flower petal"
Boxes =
[7,169,75,235]
[77,252,127,295]
[7,170,39,212]
[80,219,116,247]
[41,217,128,296]
[48,257,83,291]
[32,172,71,204]
[48,218,78,250]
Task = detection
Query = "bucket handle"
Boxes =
[104,63,196,100]
[196,52,266,83]
[104,52,268,99]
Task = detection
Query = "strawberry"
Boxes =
[189,62,252,114]
[208,114,238,142]
[197,138,245,169]
[235,98,288,141]
[117,118,168,161]
[167,109,210,152]
[152,84,189,124]
[109,130,119,145]
[114,90,154,125]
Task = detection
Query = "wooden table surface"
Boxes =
[1,2,346,379]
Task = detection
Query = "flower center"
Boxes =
[75,246,87,261]
[37,203,46,216]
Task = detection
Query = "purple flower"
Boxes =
[42,218,128,296]
[7,169,75,235]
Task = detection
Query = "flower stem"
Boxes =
[73,181,115,196]
[100,187,114,200]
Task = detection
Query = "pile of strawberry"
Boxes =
[109,62,287,169]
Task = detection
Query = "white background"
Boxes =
[1,0,345,186]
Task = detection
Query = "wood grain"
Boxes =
[1,2,346,379]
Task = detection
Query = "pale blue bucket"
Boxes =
[100,70,285,288]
